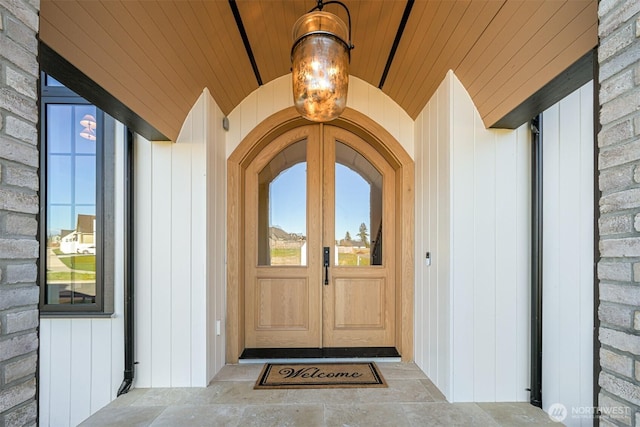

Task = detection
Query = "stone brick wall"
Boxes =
[0,0,40,426]
[598,0,640,425]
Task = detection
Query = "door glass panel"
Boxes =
[258,140,307,266]
[335,142,383,266]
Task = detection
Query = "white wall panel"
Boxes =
[90,320,113,410]
[48,320,71,426]
[450,71,475,402]
[206,91,227,379]
[494,126,531,401]
[39,321,51,426]
[414,71,531,403]
[39,316,124,426]
[40,316,124,427]
[227,75,414,160]
[134,129,153,387]
[542,81,594,427]
[450,73,531,403]
[149,141,173,387]
[414,72,452,398]
[68,320,91,426]
[515,124,531,403]
[134,89,225,388]
[190,93,207,385]
[39,122,126,427]
[170,131,193,386]
[436,81,452,395]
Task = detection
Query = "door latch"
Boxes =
[323,247,330,285]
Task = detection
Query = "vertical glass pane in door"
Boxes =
[258,140,307,266]
[335,142,383,266]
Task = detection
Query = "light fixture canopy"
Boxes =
[291,0,354,122]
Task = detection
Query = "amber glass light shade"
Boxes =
[292,11,350,122]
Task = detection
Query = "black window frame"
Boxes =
[39,72,115,316]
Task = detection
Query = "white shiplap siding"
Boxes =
[414,75,452,398]
[541,81,594,427]
[414,71,531,402]
[134,89,226,388]
[207,92,228,377]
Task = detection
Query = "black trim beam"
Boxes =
[379,0,414,89]
[38,42,169,141]
[229,0,263,86]
[491,50,594,129]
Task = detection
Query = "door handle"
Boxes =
[323,247,330,285]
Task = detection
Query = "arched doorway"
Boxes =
[227,107,414,362]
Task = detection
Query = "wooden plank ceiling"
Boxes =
[39,0,597,142]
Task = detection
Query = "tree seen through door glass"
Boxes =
[335,142,383,266]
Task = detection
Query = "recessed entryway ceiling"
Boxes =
[39,0,597,141]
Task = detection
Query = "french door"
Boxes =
[244,124,396,348]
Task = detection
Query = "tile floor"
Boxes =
[79,363,559,426]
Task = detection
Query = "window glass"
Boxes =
[45,104,98,305]
[45,75,64,87]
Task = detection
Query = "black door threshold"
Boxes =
[240,347,400,360]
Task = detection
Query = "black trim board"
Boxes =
[379,0,414,89]
[229,0,263,86]
[241,347,400,360]
[39,41,169,141]
[491,50,595,129]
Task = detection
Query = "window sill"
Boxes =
[40,311,115,319]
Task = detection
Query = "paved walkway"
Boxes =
[79,363,558,426]
[47,248,71,272]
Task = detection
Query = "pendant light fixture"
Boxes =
[291,0,354,122]
[79,114,97,141]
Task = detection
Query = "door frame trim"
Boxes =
[226,107,414,363]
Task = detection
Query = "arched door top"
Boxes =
[229,107,412,171]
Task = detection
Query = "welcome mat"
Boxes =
[254,362,387,389]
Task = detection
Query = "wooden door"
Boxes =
[322,126,396,347]
[244,124,396,348]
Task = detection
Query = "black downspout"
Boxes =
[530,115,543,408]
[117,129,135,396]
